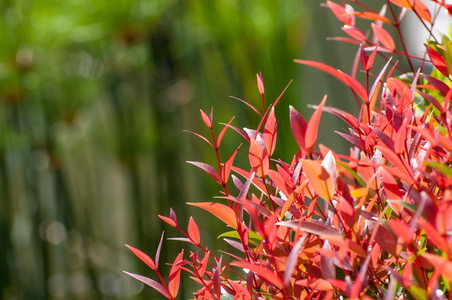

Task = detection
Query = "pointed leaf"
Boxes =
[198,251,210,278]
[155,232,165,269]
[263,106,277,156]
[249,138,269,178]
[301,159,334,201]
[342,25,366,41]
[213,256,222,298]
[305,95,327,155]
[126,244,156,271]
[284,234,307,286]
[168,251,184,299]
[294,59,347,84]
[290,105,308,152]
[188,202,238,229]
[320,241,336,280]
[187,161,222,184]
[325,0,354,25]
[231,261,284,290]
[371,23,395,51]
[338,70,368,103]
[278,220,341,237]
[123,271,171,299]
[222,145,241,184]
[366,220,397,257]
[188,217,200,246]
[200,109,212,129]
[217,116,235,147]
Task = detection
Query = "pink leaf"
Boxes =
[213,256,222,298]
[155,232,164,269]
[294,59,348,84]
[187,161,222,184]
[123,271,171,299]
[200,108,212,129]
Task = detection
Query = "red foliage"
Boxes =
[125,1,452,299]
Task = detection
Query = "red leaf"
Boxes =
[188,202,238,229]
[232,261,284,290]
[188,217,200,246]
[325,0,354,26]
[295,278,334,291]
[421,73,450,96]
[222,145,241,184]
[371,23,395,51]
[263,106,277,156]
[366,220,398,257]
[123,271,171,299]
[338,70,368,103]
[200,108,212,129]
[290,105,308,153]
[168,251,184,299]
[342,25,366,41]
[198,251,210,278]
[126,244,156,271]
[249,138,269,178]
[217,116,235,147]
[187,161,222,184]
[213,256,222,298]
[426,44,449,77]
[294,59,347,84]
[305,95,327,155]
[301,159,334,201]
[422,253,452,282]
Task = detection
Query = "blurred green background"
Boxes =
[0,0,356,299]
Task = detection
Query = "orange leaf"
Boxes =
[305,95,327,155]
[188,202,238,229]
[301,159,334,201]
[232,261,284,290]
[188,217,200,245]
[295,278,334,291]
[347,11,392,24]
[249,139,269,178]
[168,251,184,299]
[371,23,395,51]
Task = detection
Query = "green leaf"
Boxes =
[218,230,262,246]
[426,161,452,178]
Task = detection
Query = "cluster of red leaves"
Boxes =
[125,1,452,299]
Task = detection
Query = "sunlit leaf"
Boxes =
[126,244,156,271]
[301,159,334,201]
[249,138,269,178]
[263,106,277,156]
[188,202,238,229]
[168,251,184,299]
[188,217,200,246]
[305,95,327,155]
[123,271,171,299]
[371,23,395,51]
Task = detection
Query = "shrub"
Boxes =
[124,1,452,299]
